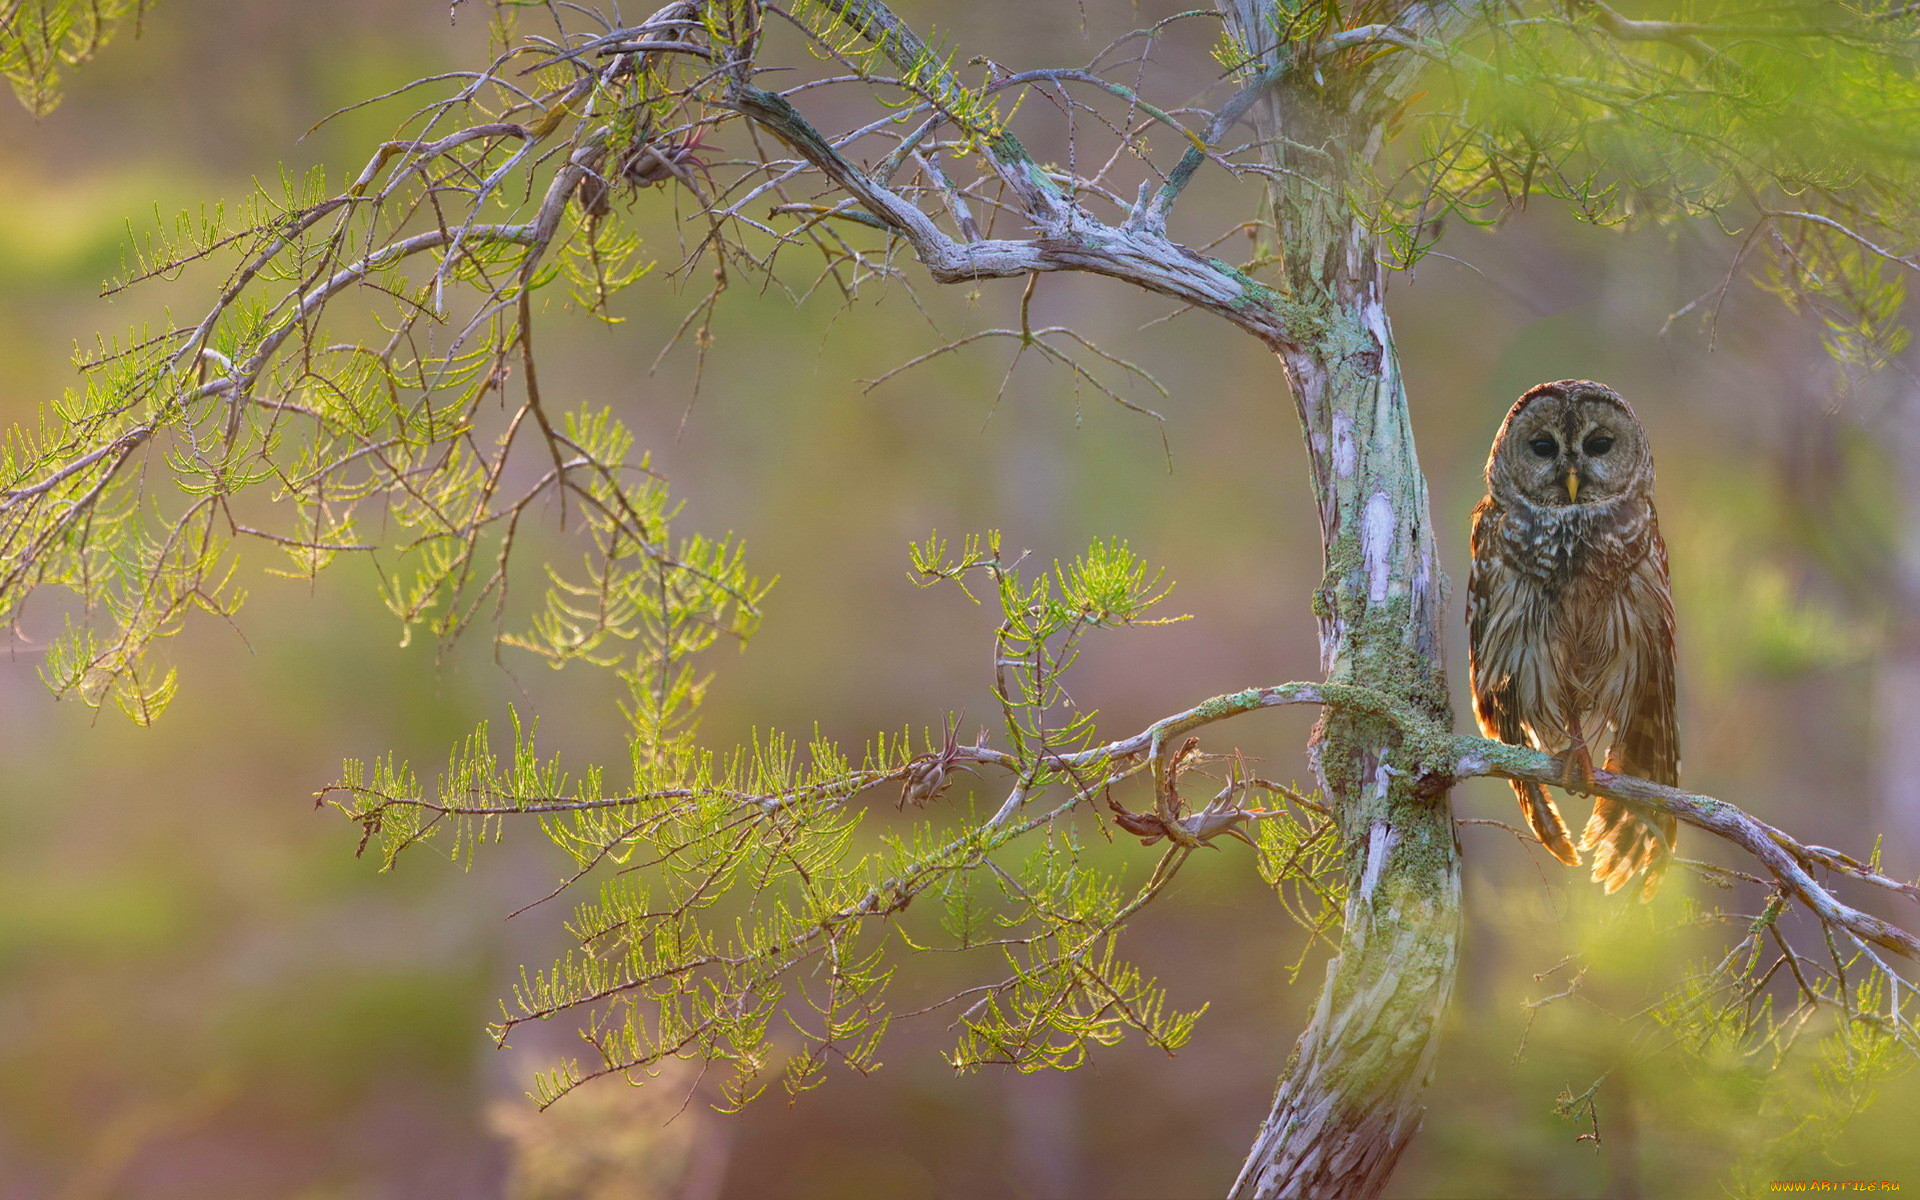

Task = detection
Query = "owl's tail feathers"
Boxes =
[1581,797,1677,900]
[1513,780,1581,866]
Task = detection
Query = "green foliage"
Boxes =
[1644,903,1913,1189]
[782,0,1007,146]
[7,0,1918,1174]
[0,60,702,721]
[911,531,1184,762]
[561,210,653,321]
[499,410,769,753]
[0,0,150,115]
[1447,876,1918,1195]
[321,532,1329,1108]
[14,0,1914,722]
[1249,796,1344,978]
[1367,2,1920,371]
[944,832,1207,1073]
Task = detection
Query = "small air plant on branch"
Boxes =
[899,715,980,808]
[575,124,712,217]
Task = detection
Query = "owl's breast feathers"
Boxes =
[1488,492,1656,593]
[1468,490,1665,750]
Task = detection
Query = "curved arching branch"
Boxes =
[1039,678,1920,964]
[1456,738,1920,959]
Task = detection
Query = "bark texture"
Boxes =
[1228,299,1462,1200]
[1223,6,1466,1196]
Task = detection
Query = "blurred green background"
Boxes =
[2,2,1917,1197]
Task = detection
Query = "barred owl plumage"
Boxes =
[1467,380,1680,899]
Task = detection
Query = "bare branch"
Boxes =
[1455,739,1920,959]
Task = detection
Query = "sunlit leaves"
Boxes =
[319,533,1278,1111]
[0,0,150,116]
[1761,225,1912,374]
[781,0,1007,145]
[948,833,1206,1073]
[911,530,1186,766]
[1250,796,1343,976]
[1056,537,1179,626]
[561,209,654,321]
[1634,901,1917,1191]
[500,407,770,754]
[1376,1,1920,372]
[9,142,679,706]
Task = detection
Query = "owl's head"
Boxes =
[1487,380,1653,508]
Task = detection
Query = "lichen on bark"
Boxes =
[1221,8,1468,1183]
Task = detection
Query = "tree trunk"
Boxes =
[1228,282,1464,1200]
[1223,7,1466,1196]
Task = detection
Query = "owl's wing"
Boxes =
[1587,524,1680,899]
[1469,501,1580,867]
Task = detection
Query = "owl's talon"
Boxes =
[1560,745,1596,795]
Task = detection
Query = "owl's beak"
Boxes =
[1564,468,1580,503]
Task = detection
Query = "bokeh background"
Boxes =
[3,2,1918,1197]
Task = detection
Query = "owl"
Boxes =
[1466,380,1679,899]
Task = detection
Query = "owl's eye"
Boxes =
[1584,435,1615,456]
[1527,437,1557,458]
